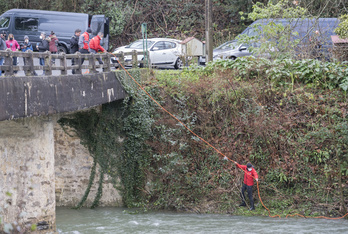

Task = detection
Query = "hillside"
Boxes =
[137,58,347,217]
[59,57,347,217]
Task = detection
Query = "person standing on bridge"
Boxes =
[20,35,37,76]
[36,32,50,75]
[0,32,7,76]
[6,34,20,74]
[89,32,106,65]
[78,28,92,66]
[49,31,59,65]
[70,29,81,74]
[235,162,259,211]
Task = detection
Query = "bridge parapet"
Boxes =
[0,49,113,76]
[0,49,145,76]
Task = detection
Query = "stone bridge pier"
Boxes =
[0,71,127,233]
[0,117,56,232]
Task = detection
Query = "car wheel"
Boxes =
[230,56,236,60]
[139,57,144,68]
[174,57,183,69]
[57,45,68,54]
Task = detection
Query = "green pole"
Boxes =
[141,23,148,68]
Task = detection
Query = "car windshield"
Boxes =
[0,16,10,28]
[215,41,239,50]
[128,40,156,49]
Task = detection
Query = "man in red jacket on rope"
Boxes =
[236,162,259,210]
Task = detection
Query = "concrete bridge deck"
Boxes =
[0,71,126,121]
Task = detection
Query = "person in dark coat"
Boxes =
[0,33,7,76]
[70,29,81,74]
[235,162,259,210]
[36,32,50,75]
[20,35,37,76]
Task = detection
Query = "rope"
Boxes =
[110,53,348,220]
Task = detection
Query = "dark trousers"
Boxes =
[71,57,76,74]
[39,58,45,66]
[39,57,45,75]
[240,183,254,208]
[51,52,57,64]
[79,48,89,65]
[90,49,103,64]
[13,57,17,73]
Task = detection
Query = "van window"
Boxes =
[15,17,39,31]
[39,18,86,35]
[0,16,10,28]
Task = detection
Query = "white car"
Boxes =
[111,38,183,69]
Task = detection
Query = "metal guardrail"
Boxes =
[0,49,146,76]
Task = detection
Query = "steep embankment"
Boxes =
[59,57,347,218]
[142,58,347,217]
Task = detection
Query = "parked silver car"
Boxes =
[199,40,252,65]
[111,38,183,69]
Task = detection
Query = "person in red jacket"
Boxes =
[235,162,259,210]
[89,32,106,65]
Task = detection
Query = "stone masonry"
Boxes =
[54,122,122,207]
[0,117,56,233]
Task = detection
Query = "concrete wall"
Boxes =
[54,122,122,207]
[0,117,56,233]
[0,72,126,122]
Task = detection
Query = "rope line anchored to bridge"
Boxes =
[111,53,348,220]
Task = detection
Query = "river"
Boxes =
[56,207,347,234]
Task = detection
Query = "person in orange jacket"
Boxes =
[89,32,106,65]
[235,162,259,210]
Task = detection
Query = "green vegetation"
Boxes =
[238,0,309,59]
[59,56,347,217]
[30,224,37,231]
[144,58,347,217]
[59,70,156,208]
[335,14,348,39]
[38,0,346,217]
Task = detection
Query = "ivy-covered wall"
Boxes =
[54,121,123,207]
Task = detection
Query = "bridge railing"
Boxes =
[0,49,145,76]
[112,50,146,68]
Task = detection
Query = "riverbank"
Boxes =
[137,58,347,218]
[58,58,347,218]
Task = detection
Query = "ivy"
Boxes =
[58,69,156,208]
[335,14,348,39]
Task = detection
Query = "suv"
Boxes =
[111,38,183,69]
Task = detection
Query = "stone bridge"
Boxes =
[0,51,128,233]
